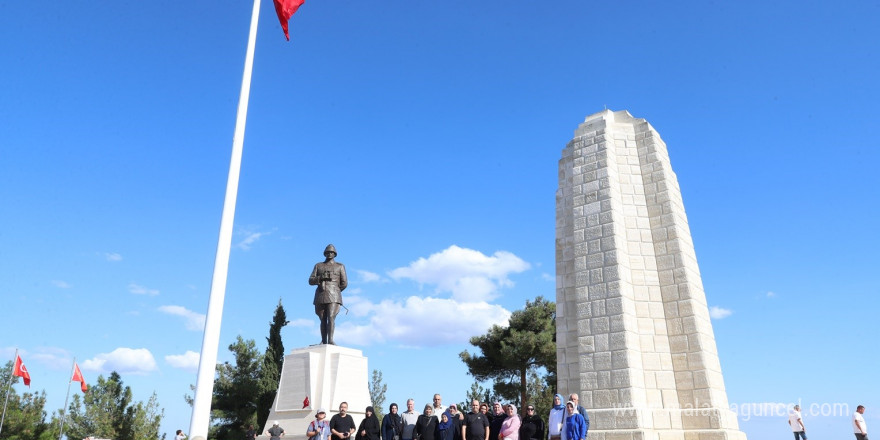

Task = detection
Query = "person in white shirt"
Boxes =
[788,405,806,440]
[432,394,447,422]
[547,394,564,440]
[853,405,868,440]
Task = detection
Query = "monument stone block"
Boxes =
[556,110,746,440]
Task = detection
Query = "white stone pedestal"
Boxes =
[263,345,371,440]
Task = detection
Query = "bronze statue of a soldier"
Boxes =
[309,244,347,345]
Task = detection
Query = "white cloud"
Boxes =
[236,227,276,250]
[356,270,384,283]
[766,291,776,298]
[709,306,733,319]
[347,287,363,295]
[0,347,70,370]
[335,296,511,348]
[541,273,554,281]
[165,351,200,371]
[287,318,314,328]
[105,252,123,262]
[342,295,374,318]
[158,305,206,331]
[29,347,72,370]
[82,348,158,375]
[388,245,530,302]
[0,347,71,370]
[51,280,72,289]
[129,283,159,296]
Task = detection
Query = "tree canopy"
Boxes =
[187,302,292,440]
[0,361,56,440]
[211,336,263,440]
[64,371,163,440]
[459,296,556,410]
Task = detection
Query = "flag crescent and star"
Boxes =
[13,354,31,386]
[9,354,89,393]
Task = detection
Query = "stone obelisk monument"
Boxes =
[556,110,746,440]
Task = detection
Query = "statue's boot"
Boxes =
[327,320,335,345]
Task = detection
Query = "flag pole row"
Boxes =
[0,351,88,438]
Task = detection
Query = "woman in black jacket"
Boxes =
[519,405,544,440]
[357,407,382,440]
[415,405,438,440]
[382,403,403,440]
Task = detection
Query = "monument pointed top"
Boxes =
[574,109,653,138]
[583,108,633,122]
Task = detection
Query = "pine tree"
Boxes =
[258,300,289,430]
[369,369,387,419]
[212,336,263,440]
[459,296,556,410]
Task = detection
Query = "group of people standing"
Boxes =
[788,404,870,440]
[304,393,589,440]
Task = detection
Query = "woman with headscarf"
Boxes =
[437,411,456,440]
[415,404,438,440]
[547,394,564,440]
[564,402,586,440]
[357,406,381,440]
[519,404,544,440]
[480,403,491,419]
[443,404,464,440]
[383,403,404,440]
[489,403,506,440]
[499,404,521,440]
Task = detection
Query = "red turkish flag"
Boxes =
[303,396,310,409]
[13,355,31,386]
[273,0,305,41]
[72,363,88,393]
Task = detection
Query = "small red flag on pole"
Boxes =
[273,0,305,40]
[12,355,30,387]
[71,363,88,393]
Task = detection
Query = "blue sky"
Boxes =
[1,1,878,440]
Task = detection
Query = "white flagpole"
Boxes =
[189,0,261,438]
[57,357,76,440]
[0,349,19,436]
